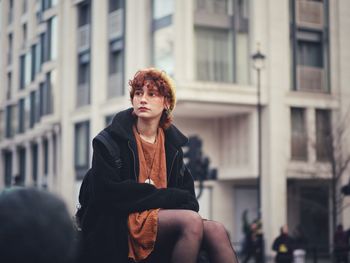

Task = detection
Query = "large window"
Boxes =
[108,40,124,97]
[152,0,174,75]
[291,0,328,92]
[18,147,26,186]
[47,16,58,60]
[75,121,90,179]
[5,105,15,138]
[19,55,26,90]
[196,28,233,82]
[78,1,91,27]
[4,151,13,187]
[77,52,90,106]
[194,0,249,83]
[31,143,38,186]
[291,108,307,160]
[316,109,331,161]
[18,98,25,134]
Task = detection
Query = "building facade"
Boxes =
[1,0,350,260]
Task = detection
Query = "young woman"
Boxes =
[77,68,237,263]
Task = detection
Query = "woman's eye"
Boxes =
[135,91,142,96]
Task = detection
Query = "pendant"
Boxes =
[145,178,155,185]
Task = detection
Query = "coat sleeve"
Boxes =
[174,150,199,212]
[86,138,195,215]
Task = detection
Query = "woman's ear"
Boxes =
[164,97,171,109]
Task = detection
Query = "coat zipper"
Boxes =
[168,150,178,184]
[128,141,138,181]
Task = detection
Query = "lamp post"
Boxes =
[252,45,266,220]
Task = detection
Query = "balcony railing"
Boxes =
[296,0,324,29]
[108,9,124,40]
[108,73,123,98]
[76,83,90,107]
[297,65,324,92]
[77,25,91,53]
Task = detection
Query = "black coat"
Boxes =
[77,108,199,263]
[272,234,294,263]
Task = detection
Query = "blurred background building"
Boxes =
[0,0,350,261]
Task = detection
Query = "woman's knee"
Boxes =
[203,220,230,242]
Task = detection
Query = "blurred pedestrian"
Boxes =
[241,210,264,263]
[334,224,349,263]
[0,188,77,263]
[272,225,294,263]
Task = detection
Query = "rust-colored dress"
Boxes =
[128,127,167,262]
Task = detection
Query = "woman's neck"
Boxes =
[136,118,159,143]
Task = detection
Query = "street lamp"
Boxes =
[252,45,266,220]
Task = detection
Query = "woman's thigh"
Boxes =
[145,209,203,262]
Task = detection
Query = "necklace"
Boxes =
[138,130,159,185]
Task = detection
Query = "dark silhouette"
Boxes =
[0,188,77,263]
[334,224,349,263]
[272,225,294,263]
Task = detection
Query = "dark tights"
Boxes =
[143,209,238,263]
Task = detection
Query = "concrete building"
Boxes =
[1,0,350,259]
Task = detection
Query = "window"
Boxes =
[0,110,4,141]
[19,55,26,89]
[18,147,26,186]
[22,23,27,46]
[30,91,36,128]
[31,143,38,186]
[25,52,32,86]
[78,1,91,27]
[291,108,307,160]
[47,16,58,60]
[108,40,124,97]
[153,0,174,19]
[297,40,323,68]
[31,44,36,81]
[152,0,174,75]
[195,0,230,15]
[4,151,13,187]
[316,109,331,161]
[109,0,123,12]
[8,33,13,65]
[75,121,90,179]
[7,72,12,99]
[77,52,90,106]
[43,139,49,176]
[18,98,25,133]
[5,105,13,138]
[22,0,28,14]
[8,0,14,24]
[35,41,42,73]
[196,28,233,82]
[193,0,249,83]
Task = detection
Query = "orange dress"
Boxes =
[128,127,167,262]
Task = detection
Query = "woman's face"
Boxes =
[132,81,169,122]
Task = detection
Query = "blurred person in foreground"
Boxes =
[76,68,238,263]
[0,188,77,263]
[334,224,349,263]
[272,225,294,263]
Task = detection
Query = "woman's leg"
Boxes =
[147,209,203,263]
[202,220,238,263]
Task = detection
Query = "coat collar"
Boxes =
[108,108,188,148]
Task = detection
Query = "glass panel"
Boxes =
[153,0,174,20]
[75,122,89,168]
[297,40,323,68]
[153,26,174,76]
[196,27,233,82]
[316,109,331,161]
[291,108,307,160]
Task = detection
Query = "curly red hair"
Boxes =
[129,68,176,129]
